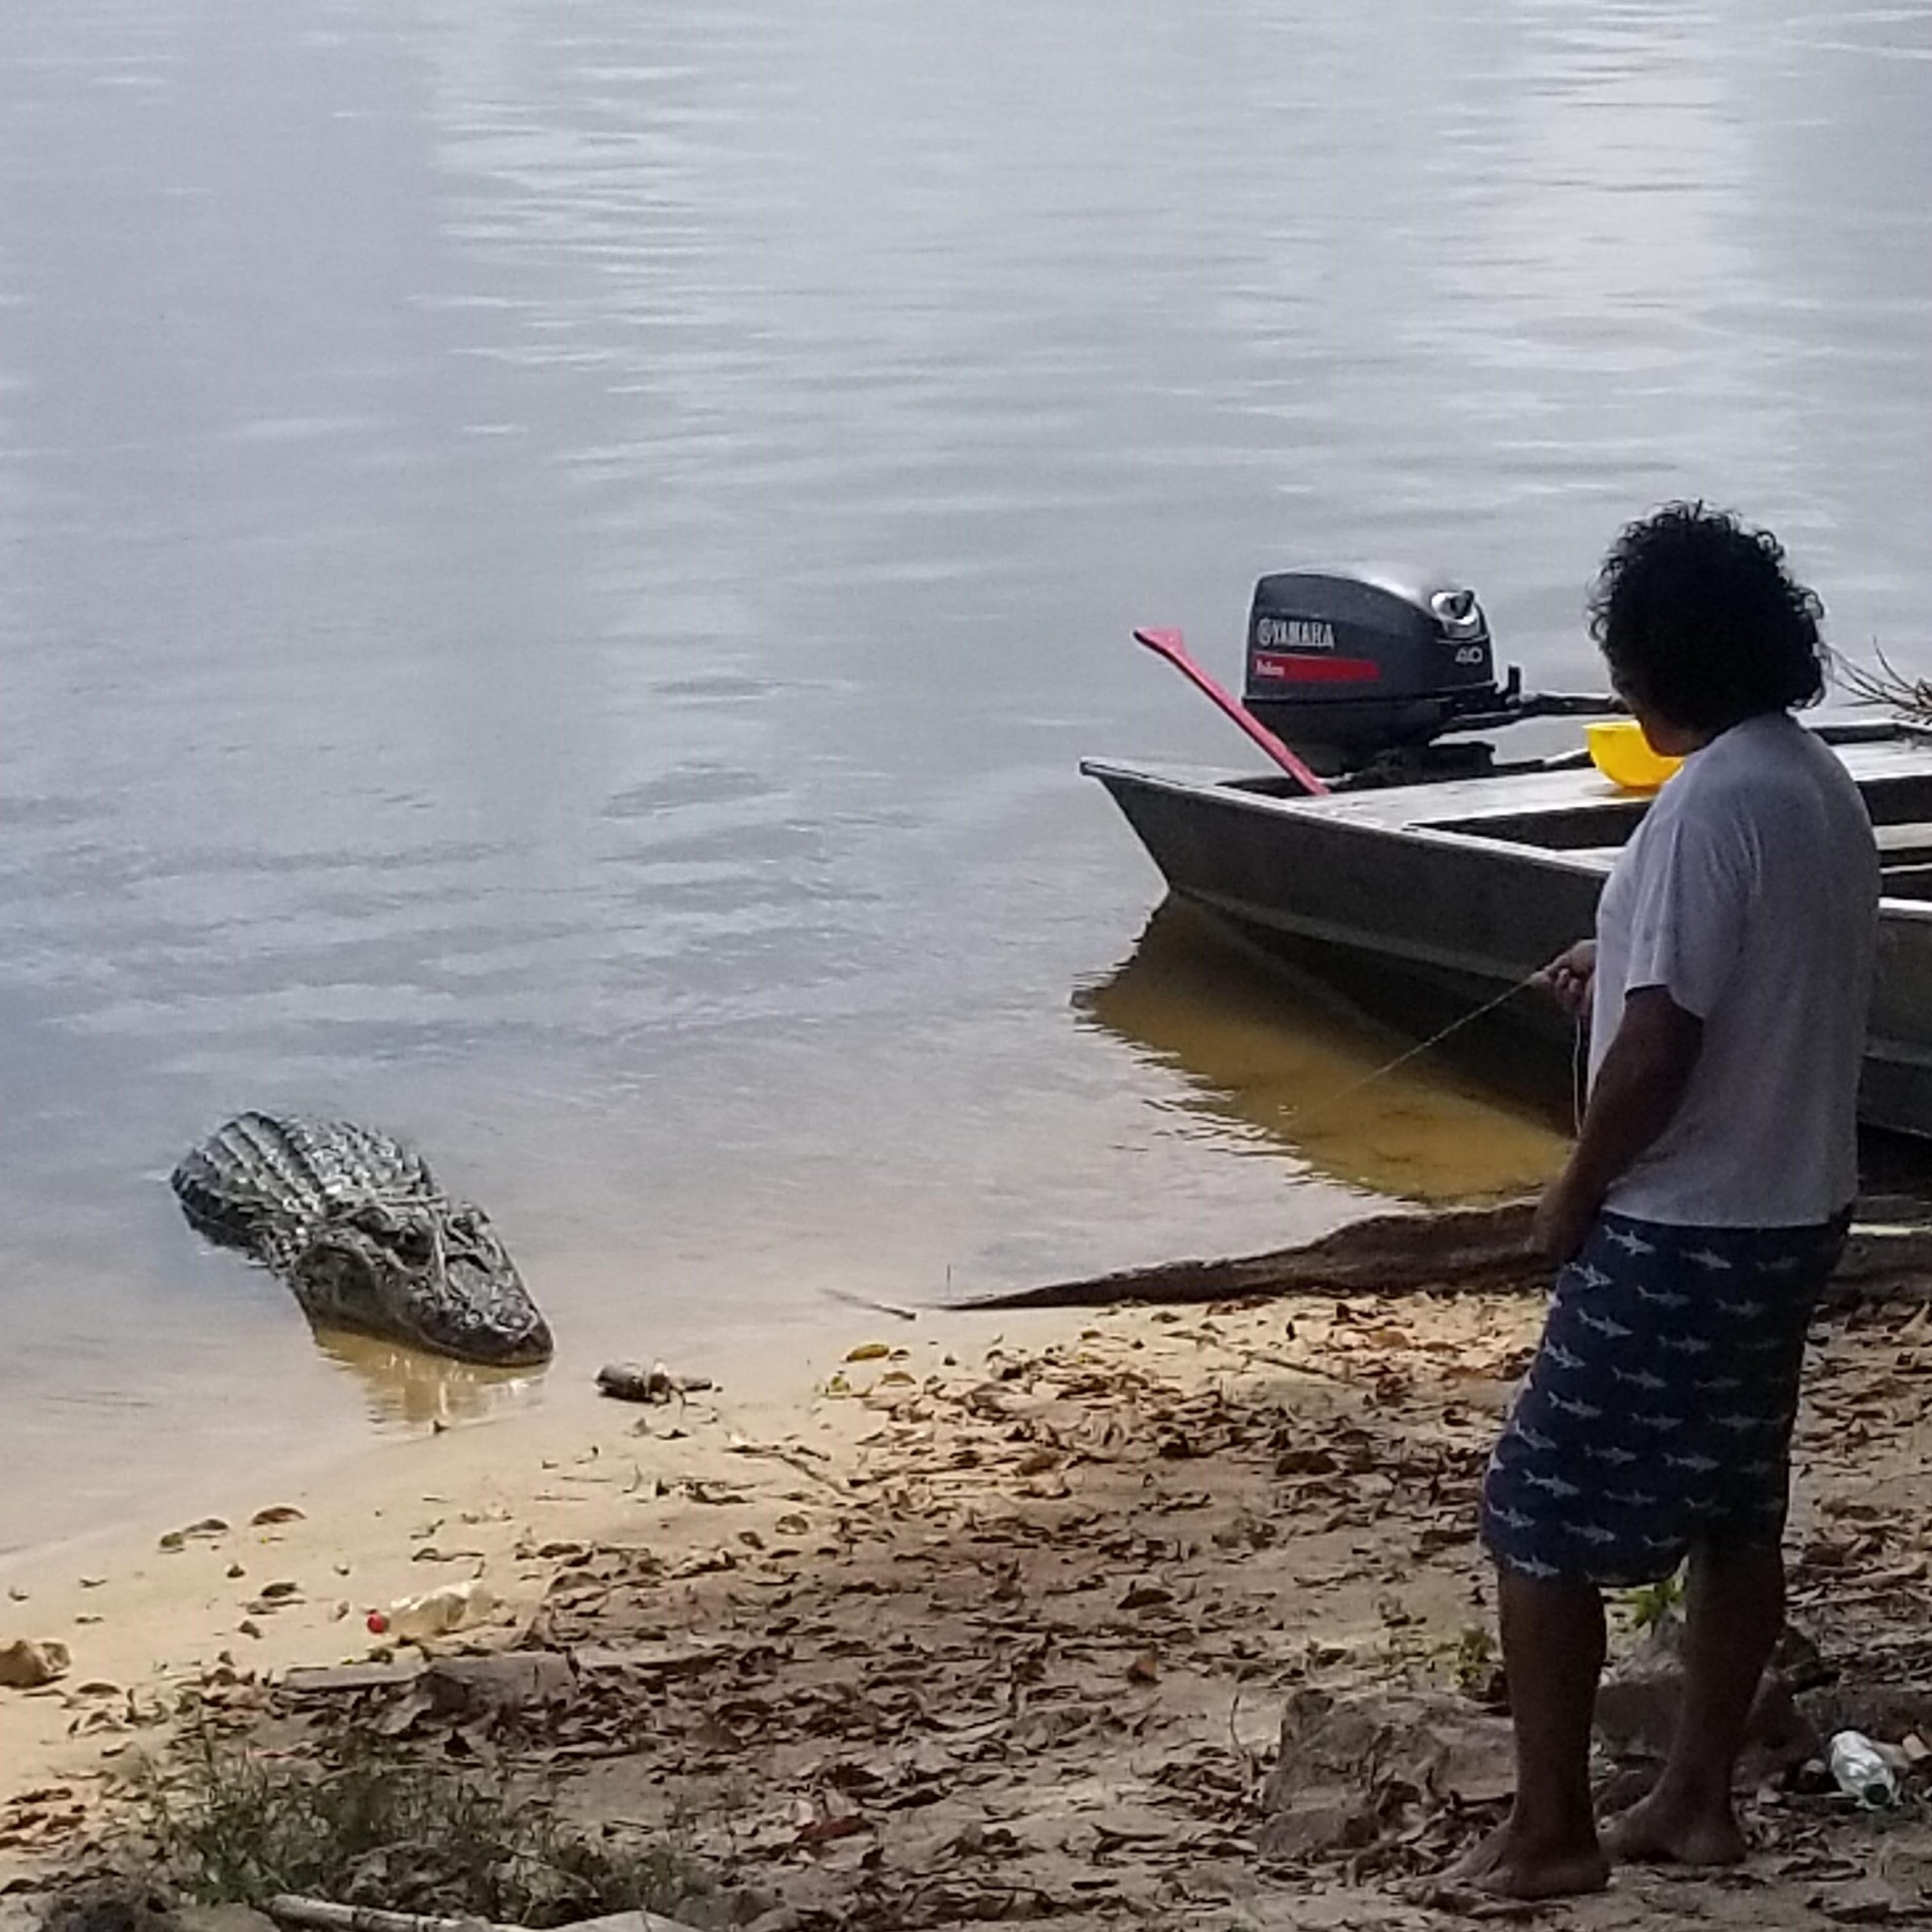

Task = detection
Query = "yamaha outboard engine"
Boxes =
[1243,571,1509,775]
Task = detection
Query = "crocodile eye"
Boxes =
[392,1223,434,1263]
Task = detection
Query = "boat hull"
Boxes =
[1084,754,1932,1143]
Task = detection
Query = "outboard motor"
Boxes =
[1242,571,1510,775]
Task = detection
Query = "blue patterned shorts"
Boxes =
[1481,1211,1846,1588]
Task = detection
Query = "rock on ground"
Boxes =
[0,1642,69,1691]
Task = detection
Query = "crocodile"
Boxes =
[171,1113,553,1367]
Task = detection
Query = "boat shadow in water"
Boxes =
[1075,899,1574,1204]
[310,1326,546,1431]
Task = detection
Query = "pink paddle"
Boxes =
[1132,627,1331,798]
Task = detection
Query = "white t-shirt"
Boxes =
[1590,711,1879,1227]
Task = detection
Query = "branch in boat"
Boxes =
[1829,643,1932,722]
[268,1899,706,1932]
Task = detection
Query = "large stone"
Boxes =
[1591,1615,1817,1781]
[551,1911,714,1932]
[1256,1792,1382,1860]
[40,1885,171,1932]
[1801,1682,1932,1746]
[0,1639,69,1690]
[1594,1659,1817,1780]
[172,1909,280,1932]
[1259,1685,1514,1859]
[280,1661,425,1698]
[1817,1879,1903,1925]
[1263,1686,1515,1812]
[424,1650,574,1715]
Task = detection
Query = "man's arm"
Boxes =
[1534,986,1703,1261]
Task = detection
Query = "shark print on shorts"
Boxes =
[1479,1211,1845,1587]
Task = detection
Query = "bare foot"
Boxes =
[1602,1786,1746,1868]
[1444,1818,1611,1901]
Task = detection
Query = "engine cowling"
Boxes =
[1242,571,1500,773]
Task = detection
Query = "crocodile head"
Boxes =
[286,1198,553,1367]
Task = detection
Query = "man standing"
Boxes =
[1457,503,1881,1900]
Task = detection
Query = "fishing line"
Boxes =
[1571,1011,1589,1137]
[1288,970,1546,1131]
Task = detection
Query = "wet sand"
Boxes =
[12,1276,1932,1928]
[0,1303,1090,1823]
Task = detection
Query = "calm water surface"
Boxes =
[2,0,1930,1550]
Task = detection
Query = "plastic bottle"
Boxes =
[1828,1730,1900,1808]
[381,1580,497,1641]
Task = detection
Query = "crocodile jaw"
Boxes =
[434,1241,555,1366]
[288,1206,552,1367]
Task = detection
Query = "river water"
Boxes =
[2,0,1929,1553]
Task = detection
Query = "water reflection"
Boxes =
[310,1327,546,1430]
[1075,902,1569,1203]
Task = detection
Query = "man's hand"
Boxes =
[1533,1170,1599,1265]
[1533,940,1597,1020]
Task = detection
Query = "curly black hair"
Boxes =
[1588,502,1825,733]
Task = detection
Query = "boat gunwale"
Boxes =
[1078,752,1932,923]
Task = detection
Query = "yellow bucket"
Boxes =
[1586,719,1681,792]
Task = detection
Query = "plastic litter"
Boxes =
[1828,1729,1900,1808]
[380,1580,497,1642]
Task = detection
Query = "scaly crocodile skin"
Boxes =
[172,1112,552,1367]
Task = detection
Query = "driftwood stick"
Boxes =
[961,1201,1542,1310]
[268,1899,706,1932]
[960,1198,1932,1313]
[1825,1221,1932,1301]
[268,1901,479,1932]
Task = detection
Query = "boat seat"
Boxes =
[1462,822,1932,869]
[1881,863,1932,901]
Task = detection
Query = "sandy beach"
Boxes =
[10,1269,1932,1927]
